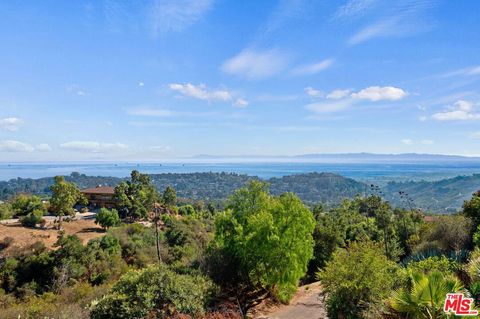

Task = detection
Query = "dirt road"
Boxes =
[254,282,328,319]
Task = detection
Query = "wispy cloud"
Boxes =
[334,0,378,20]
[305,99,355,114]
[401,139,413,145]
[304,87,323,98]
[149,0,214,36]
[343,0,437,45]
[327,89,351,100]
[441,65,480,78]
[60,141,128,152]
[169,83,231,101]
[0,117,23,132]
[36,143,52,152]
[66,84,89,96]
[291,59,334,76]
[221,49,289,80]
[0,140,35,152]
[234,98,249,108]
[102,0,213,36]
[127,107,173,117]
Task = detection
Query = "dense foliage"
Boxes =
[90,265,214,319]
[2,170,480,318]
[211,181,315,313]
[318,240,401,318]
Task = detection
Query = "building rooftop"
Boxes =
[81,186,115,195]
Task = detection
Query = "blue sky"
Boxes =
[0,0,479,161]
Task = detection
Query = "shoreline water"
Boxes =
[1,161,480,182]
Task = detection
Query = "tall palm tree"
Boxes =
[390,271,464,319]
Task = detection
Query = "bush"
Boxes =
[406,256,458,276]
[317,240,401,318]
[20,209,45,228]
[178,205,196,215]
[11,194,46,216]
[95,208,120,230]
[0,203,14,220]
[90,265,214,319]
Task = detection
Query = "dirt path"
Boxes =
[254,282,328,319]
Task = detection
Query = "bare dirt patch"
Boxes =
[252,282,327,319]
[0,219,105,256]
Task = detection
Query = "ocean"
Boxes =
[1,162,480,182]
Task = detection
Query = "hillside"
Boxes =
[1,171,479,213]
[383,174,480,213]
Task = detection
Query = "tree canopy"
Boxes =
[212,181,315,309]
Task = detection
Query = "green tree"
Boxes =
[95,208,120,230]
[50,176,87,229]
[464,191,480,226]
[390,271,464,319]
[317,240,400,318]
[162,186,177,207]
[11,194,45,216]
[114,170,158,220]
[212,181,315,314]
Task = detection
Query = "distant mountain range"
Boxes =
[1,171,479,214]
[192,153,480,163]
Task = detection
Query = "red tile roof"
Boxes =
[81,186,115,195]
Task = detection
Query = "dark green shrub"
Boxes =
[90,265,214,318]
[20,209,45,227]
[95,208,120,230]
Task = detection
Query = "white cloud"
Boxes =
[327,89,351,100]
[0,140,34,152]
[169,83,232,101]
[304,87,323,97]
[138,82,145,87]
[421,139,434,145]
[351,86,408,101]
[35,143,52,152]
[149,0,213,35]
[234,98,249,108]
[291,59,334,75]
[419,115,427,122]
[0,117,23,131]
[431,100,480,121]
[401,139,413,145]
[60,141,128,153]
[127,107,173,117]
[168,83,248,107]
[221,49,289,79]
